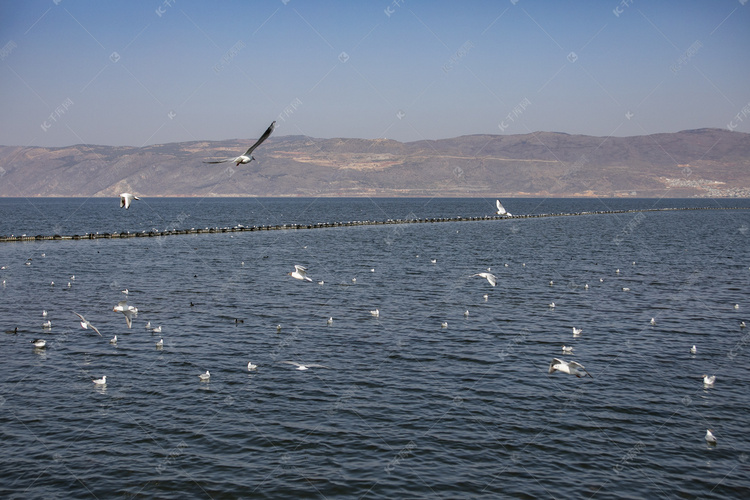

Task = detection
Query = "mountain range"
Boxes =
[1,128,748,198]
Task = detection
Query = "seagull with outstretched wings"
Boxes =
[203,121,276,166]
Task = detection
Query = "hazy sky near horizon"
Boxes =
[1,0,749,148]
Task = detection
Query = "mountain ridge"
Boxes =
[1,128,748,198]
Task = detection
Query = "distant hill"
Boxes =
[1,128,748,198]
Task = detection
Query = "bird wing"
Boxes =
[496,200,506,214]
[90,322,102,336]
[486,273,497,286]
[242,121,276,156]
[549,358,564,373]
[122,311,133,329]
[280,361,302,367]
[202,158,233,164]
[306,363,329,369]
[569,361,592,377]
[73,312,86,322]
[120,196,126,208]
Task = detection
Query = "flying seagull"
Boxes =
[472,272,497,287]
[288,264,312,282]
[120,193,140,209]
[74,312,101,336]
[279,361,329,371]
[203,121,276,166]
[548,358,592,378]
[496,199,512,216]
[113,301,137,328]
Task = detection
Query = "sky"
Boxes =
[1,0,749,148]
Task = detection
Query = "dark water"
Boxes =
[1,197,749,499]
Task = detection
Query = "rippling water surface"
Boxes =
[1,197,749,499]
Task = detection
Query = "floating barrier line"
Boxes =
[0,206,746,244]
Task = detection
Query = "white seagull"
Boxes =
[572,327,582,336]
[472,272,497,287]
[92,375,107,385]
[152,326,162,333]
[441,321,448,328]
[690,345,697,354]
[548,358,592,378]
[113,301,137,328]
[110,335,117,344]
[705,429,717,445]
[31,339,46,348]
[247,362,258,371]
[327,317,333,325]
[561,345,574,354]
[73,312,102,336]
[119,193,140,210]
[42,320,52,329]
[288,264,312,282]
[199,371,210,381]
[156,338,164,348]
[650,318,656,325]
[279,361,329,371]
[203,121,276,166]
[370,308,380,317]
[703,374,716,385]
[495,199,512,216]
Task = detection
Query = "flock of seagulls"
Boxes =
[4,182,742,454]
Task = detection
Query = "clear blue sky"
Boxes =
[1,0,748,147]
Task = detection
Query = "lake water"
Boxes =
[1,197,749,498]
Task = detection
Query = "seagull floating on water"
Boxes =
[92,375,107,385]
[279,361,329,371]
[199,371,210,381]
[42,320,52,329]
[441,321,448,328]
[705,429,717,445]
[650,318,656,325]
[464,310,470,317]
[370,309,380,317]
[327,317,333,325]
[156,338,163,348]
[42,310,47,317]
[247,362,258,371]
[703,374,715,385]
[119,193,140,210]
[548,358,592,378]
[288,265,312,282]
[561,345,574,354]
[203,121,275,166]
[572,327,582,336]
[549,302,556,308]
[690,345,697,354]
[152,326,162,333]
[31,339,46,348]
[472,272,497,287]
[73,312,101,336]
[110,335,117,344]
